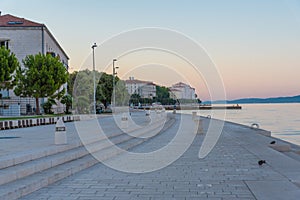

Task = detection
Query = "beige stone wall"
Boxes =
[0,26,68,115]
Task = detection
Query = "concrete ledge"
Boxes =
[269,144,292,152]
[0,115,79,130]
[253,129,272,137]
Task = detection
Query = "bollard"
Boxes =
[173,109,176,114]
[192,111,197,120]
[146,110,150,116]
[55,118,67,145]
[12,120,18,128]
[194,118,204,134]
[157,110,161,118]
[121,113,129,129]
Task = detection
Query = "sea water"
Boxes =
[180,103,300,146]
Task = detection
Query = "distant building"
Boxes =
[0,13,69,115]
[125,77,156,99]
[169,82,196,100]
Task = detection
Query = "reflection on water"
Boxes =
[180,103,300,146]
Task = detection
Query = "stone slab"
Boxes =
[246,180,300,200]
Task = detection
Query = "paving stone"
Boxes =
[1,113,299,200]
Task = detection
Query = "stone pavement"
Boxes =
[0,113,149,157]
[18,114,300,200]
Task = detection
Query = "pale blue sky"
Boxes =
[1,0,300,100]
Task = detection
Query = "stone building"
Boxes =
[125,77,156,99]
[169,82,196,100]
[0,13,69,115]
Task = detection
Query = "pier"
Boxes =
[0,112,299,200]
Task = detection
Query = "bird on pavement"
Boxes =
[258,160,266,166]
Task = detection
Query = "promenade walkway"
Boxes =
[17,113,300,200]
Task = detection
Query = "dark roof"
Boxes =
[125,79,156,85]
[0,14,44,27]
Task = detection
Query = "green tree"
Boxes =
[72,69,103,113]
[75,96,90,114]
[156,85,169,97]
[67,71,78,95]
[96,73,118,108]
[42,98,56,114]
[61,94,73,114]
[14,53,68,114]
[0,46,19,90]
[114,80,130,106]
[156,85,175,105]
[130,93,141,106]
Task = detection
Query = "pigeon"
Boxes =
[270,141,276,144]
[258,160,266,166]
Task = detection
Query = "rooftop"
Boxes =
[125,79,156,86]
[0,14,44,27]
[171,82,195,90]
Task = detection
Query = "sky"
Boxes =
[1,0,300,100]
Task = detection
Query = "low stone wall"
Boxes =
[0,115,80,130]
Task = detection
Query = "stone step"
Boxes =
[0,115,175,200]
[0,141,82,170]
[0,127,142,186]
[0,120,133,170]
[0,136,138,200]
[0,155,98,200]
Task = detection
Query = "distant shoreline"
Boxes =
[203,94,300,104]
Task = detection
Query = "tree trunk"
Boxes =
[35,97,40,115]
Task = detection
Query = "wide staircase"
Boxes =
[0,112,176,200]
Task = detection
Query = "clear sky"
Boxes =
[1,0,300,100]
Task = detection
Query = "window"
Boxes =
[0,89,9,98]
[0,40,9,49]
[46,51,56,57]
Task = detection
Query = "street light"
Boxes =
[92,43,97,114]
[112,59,118,109]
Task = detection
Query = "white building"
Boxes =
[0,13,69,115]
[169,82,196,100]
[125,77,156,99]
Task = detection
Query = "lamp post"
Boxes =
[112,59,118,109]
[91,43,97,114]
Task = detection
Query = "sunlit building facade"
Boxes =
[0,13,69,115]
[125,77,156,99]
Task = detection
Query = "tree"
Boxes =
[0,46,19,90]
[96,73,117,108]
[156,85,175,105]
[42,98,56,114]
[156,86,170,99]
[130,93,141,106]
[14,53,68,114]
[61,94,73,114]
[114,80,130,106]
[67,71,78,95]
[72,70,98,113]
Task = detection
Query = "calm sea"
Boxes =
[181,103,300,146]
